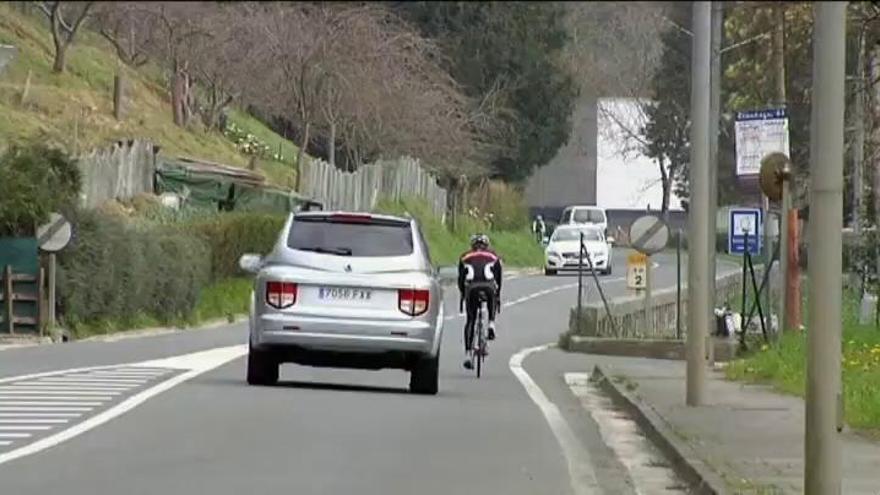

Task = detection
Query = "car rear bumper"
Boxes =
[252,313,438,355]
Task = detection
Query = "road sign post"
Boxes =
[36,213,73,333]
[629,215,668,338]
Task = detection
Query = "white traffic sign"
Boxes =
[728,208,763,255]
[36,213,72,252]
[627,252,647,290]
[735,108,790,176]
[629,215,669,255]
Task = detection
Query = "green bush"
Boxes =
[484,182,530,231]
[0,144,81,236]
[186,212,287,280]
[57,210,211,332]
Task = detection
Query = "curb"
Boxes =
[590,365,729,495]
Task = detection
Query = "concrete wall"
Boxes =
[569,271,742,340]
[525,94,598,210]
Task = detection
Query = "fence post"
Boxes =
[4,265,13,334]
[677,229,683,340]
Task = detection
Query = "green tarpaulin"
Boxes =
[154,158,316,215]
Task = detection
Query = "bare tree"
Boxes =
[93,2,161,68]
[36,1,95,73]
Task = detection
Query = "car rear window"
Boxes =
[287,215,414,257]
[573,209,605,223]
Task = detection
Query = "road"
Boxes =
[0,250,738,495]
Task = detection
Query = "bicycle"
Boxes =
[473,296,488,378]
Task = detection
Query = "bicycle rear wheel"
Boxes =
[475,308,483,378]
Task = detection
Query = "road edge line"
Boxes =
[509,344,602,495]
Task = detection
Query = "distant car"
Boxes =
[558,205,609,236]
[239,211,444,395]
[544,226,613,276]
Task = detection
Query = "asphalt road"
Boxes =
[0,250,738,495]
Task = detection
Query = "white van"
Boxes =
[559,205,608,236]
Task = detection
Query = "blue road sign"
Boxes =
[728,208,763,256]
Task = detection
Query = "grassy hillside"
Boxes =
[0,4,301,186]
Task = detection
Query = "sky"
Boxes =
[595,98,684,211]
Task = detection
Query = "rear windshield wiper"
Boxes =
[297,246,353,256]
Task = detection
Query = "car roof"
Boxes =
[555,225,603,233]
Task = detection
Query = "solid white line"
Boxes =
[0,407,91,412]
[510,344,601,495]
[0,433,31,438]
[0,401,104,407]
[0,426,52,431]
[0,419,69,424]
[0,395,113,401]
[0,345,247,466]
[0,441,11,446]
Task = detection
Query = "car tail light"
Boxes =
[399,289,430,316]
[266,281,297,309]
[330,213,373,224]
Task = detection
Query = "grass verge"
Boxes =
[725,289,880,433]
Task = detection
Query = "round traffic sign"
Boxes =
[36,213,73,252]
[628,215,669,255]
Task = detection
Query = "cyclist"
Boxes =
[458,233,503,370]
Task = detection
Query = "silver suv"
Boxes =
[239,211,444,394]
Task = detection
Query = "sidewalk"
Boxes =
[590,355,880,494]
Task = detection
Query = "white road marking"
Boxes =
[35,378,147,385]
[29,382,132,389]
[0,442,11,446]
[510,345,601,495]
[0,433,31,438]
[0,407,90,412]
[0,366,168,385]
[0,389,121,396]
[0,401,104,407]
[0,395,114,401]
[0,345,246,466]
[0,413,79,418]
[0,419,69,424]
[0,426,52,431]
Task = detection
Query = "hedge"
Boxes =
[57,210,212,329]
[186,212,286,280]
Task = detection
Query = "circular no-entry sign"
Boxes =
[629,215,669,255]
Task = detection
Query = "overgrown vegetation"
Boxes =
[726,290,880,433]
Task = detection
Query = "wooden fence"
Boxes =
[78,139,159,209]
[301,156,448,221]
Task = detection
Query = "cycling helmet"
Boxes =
[470,233,490,250]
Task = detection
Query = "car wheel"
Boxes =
[603,265,612,276]
[410,351,439,395]
[545,268,557,276]
[247,344,279,386]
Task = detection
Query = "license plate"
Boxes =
[318,287,372,301]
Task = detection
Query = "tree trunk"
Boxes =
[294,121,310,193]
[172,66,185,127]
[871,44,880,229]
[52,41,67,74]
[661,179,671,220]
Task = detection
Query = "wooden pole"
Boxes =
[4,265,13,334]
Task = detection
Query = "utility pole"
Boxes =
[805,2,845,493]
[707,1,722,363]
[686,1,711,407]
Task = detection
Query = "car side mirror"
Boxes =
[239,254,263,274]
